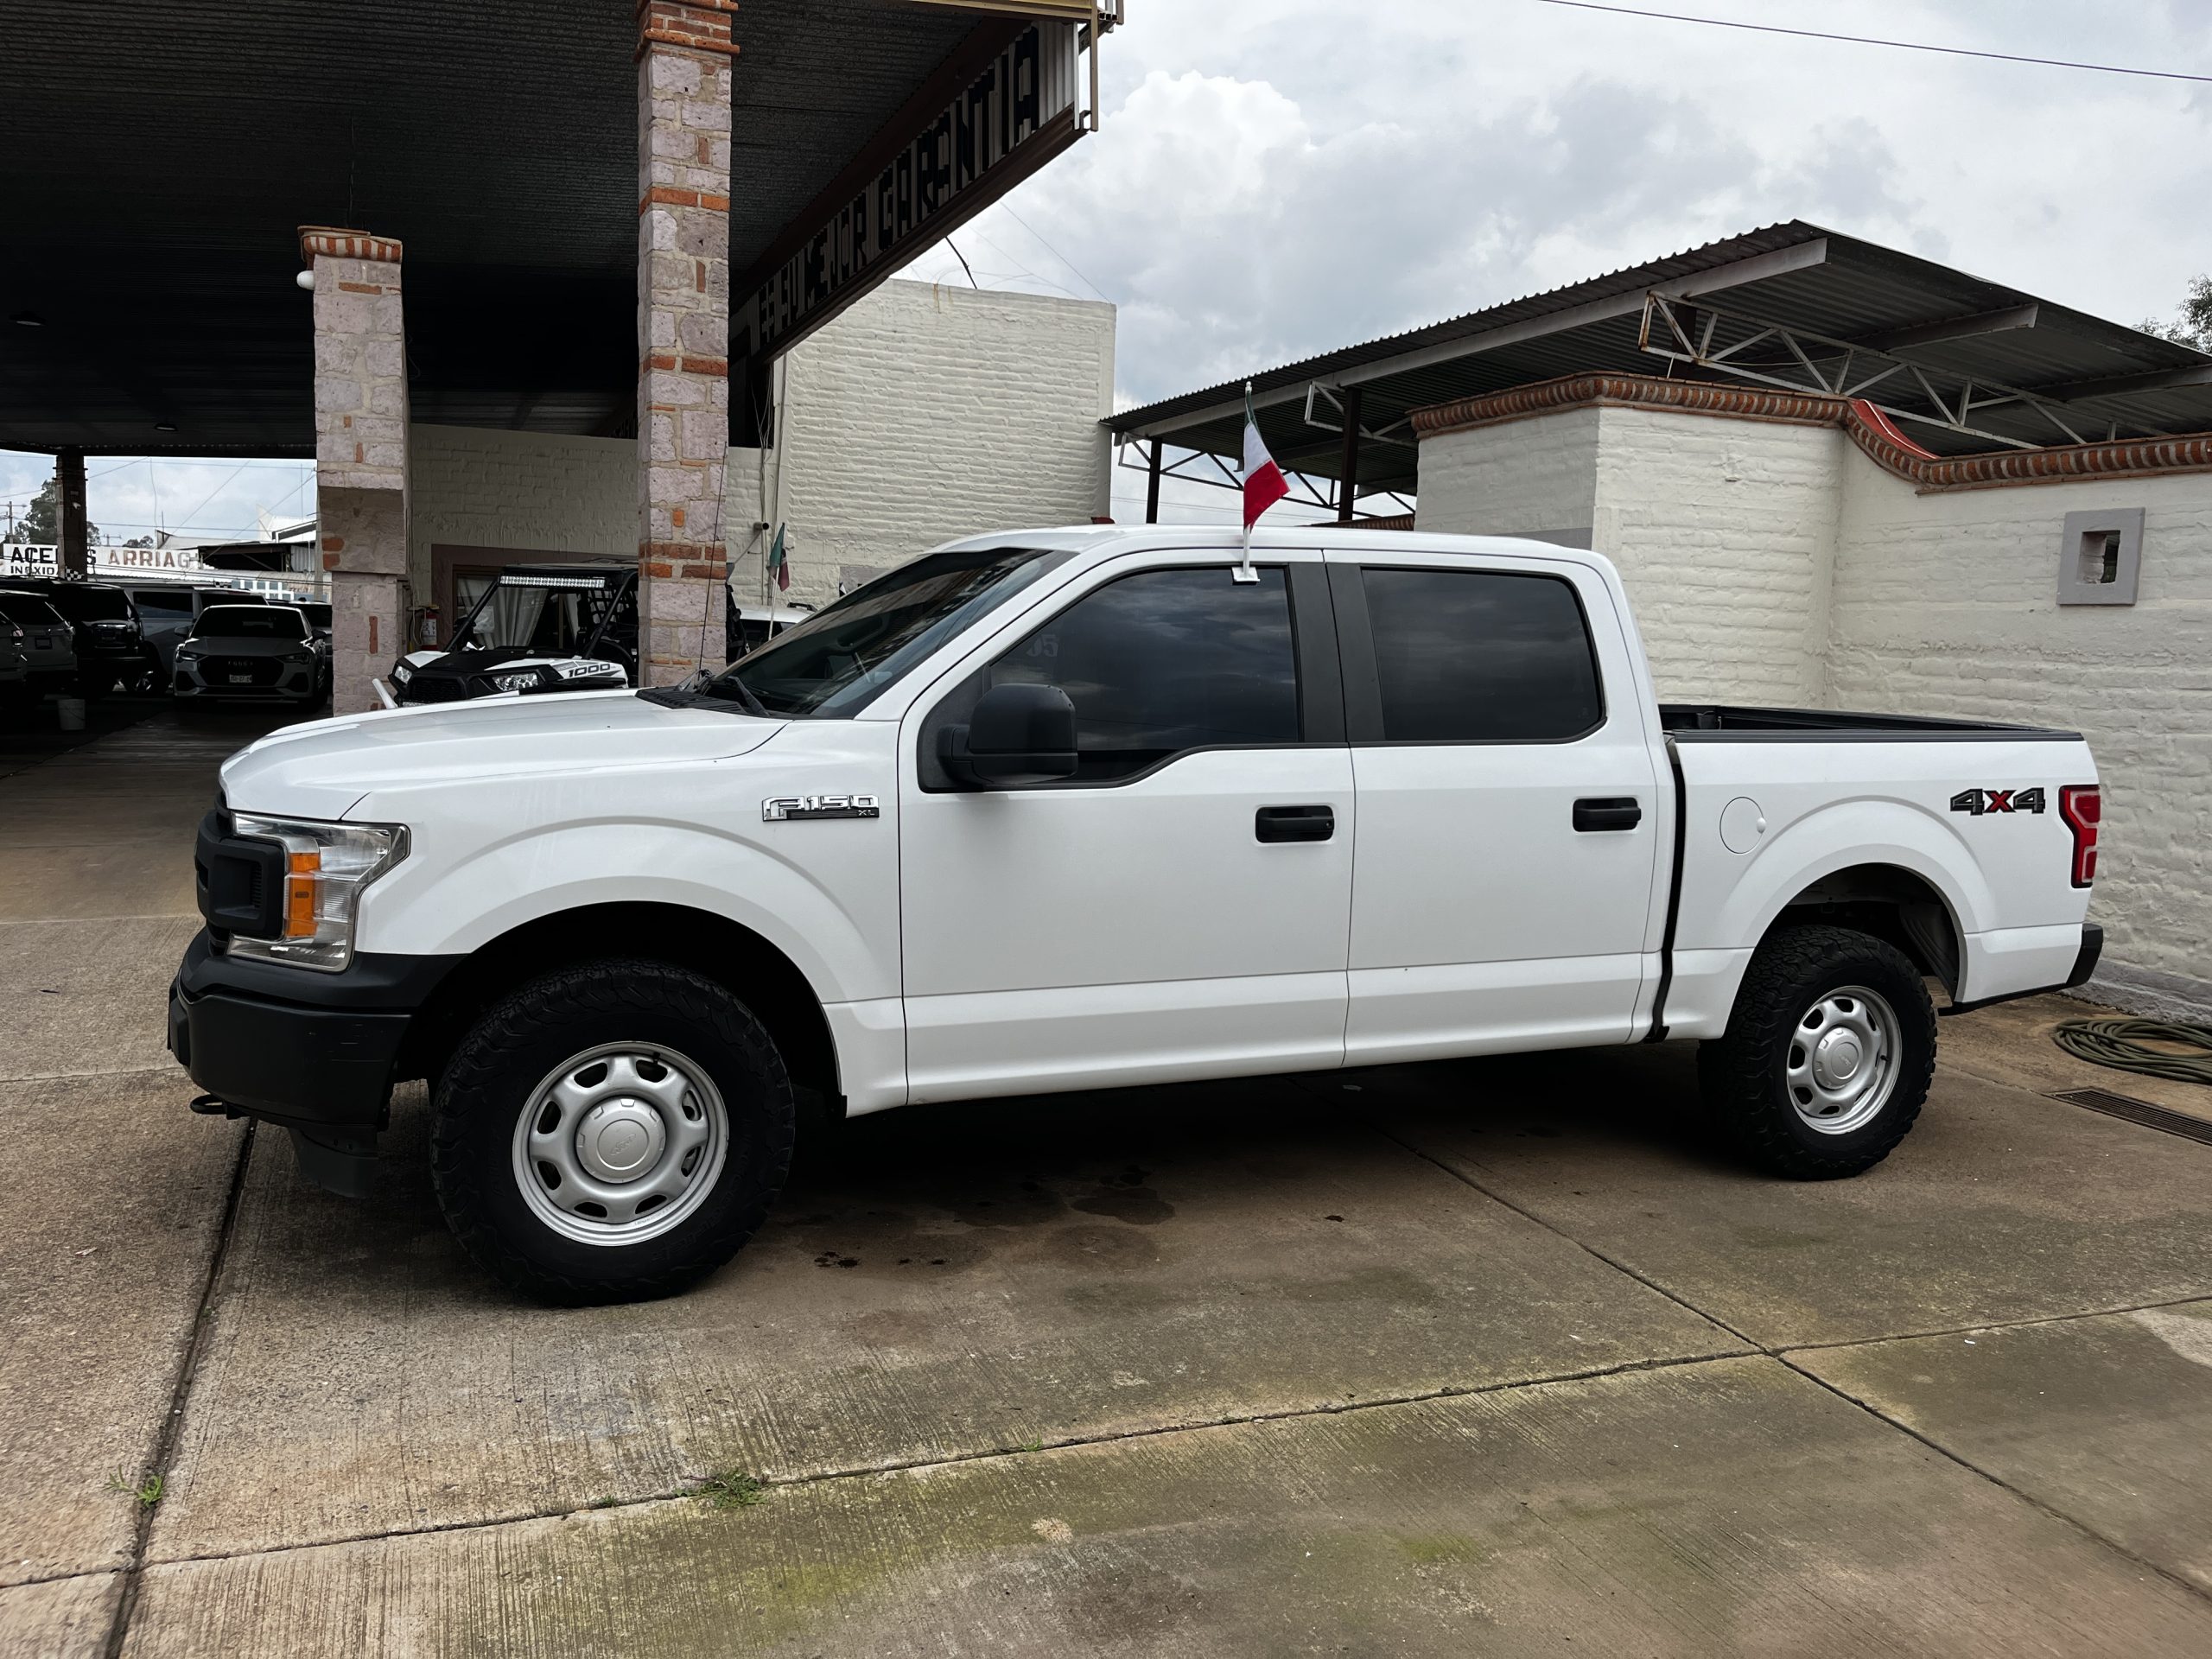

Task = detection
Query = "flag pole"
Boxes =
[1233,380,1259,584]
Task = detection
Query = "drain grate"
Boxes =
[2050,1088,2212,1147]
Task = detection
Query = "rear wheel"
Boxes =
[430,959,795,1303]
[1698,924,1935,1179]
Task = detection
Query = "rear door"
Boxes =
[898,553,1353,1102]
[1334,548,1662,1062]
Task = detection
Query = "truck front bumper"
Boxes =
[167,931,454,1131]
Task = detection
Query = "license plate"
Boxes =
[226,673,251,684]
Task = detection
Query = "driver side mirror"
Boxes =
[940,683,1078,788]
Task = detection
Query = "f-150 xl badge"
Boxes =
[1950,787,2045,816]
[762,794,880,822]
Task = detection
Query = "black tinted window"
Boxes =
[1362,568,1602,741]
[0,594,64,626]
[194,606,308,640]
[991,567,1300,780]
[131,590,193,616]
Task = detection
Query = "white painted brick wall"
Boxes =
[408,280,1114,618]
[732,279,1115,608]
[1590,407,1842,707]
[1417,406,1843,705]
[407,425,637,593]
[1414,407,1599,544]
[1828,451,2212,1016]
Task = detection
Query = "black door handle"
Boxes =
[1573,797,1642,832]
[1256,804,1334,842]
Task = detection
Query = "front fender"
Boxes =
[354,812,899,1007]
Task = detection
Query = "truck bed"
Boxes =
[1659,704,2081,742]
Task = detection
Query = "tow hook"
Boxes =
[188,1093,245,1119]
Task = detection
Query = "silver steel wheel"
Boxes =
[509,1042,729,1247]
[1783,984,1900,1135]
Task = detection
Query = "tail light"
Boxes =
[2059,785,2101,888]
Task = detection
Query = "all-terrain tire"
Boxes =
[430,958,795,1304]
[1698,924,1936,1179]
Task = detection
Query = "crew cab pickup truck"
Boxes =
[169,529,2103,1304]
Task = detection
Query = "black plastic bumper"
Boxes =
[167,931,456,1128]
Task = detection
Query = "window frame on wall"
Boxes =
[1329,561,1609,747]
[915,559,1346,791]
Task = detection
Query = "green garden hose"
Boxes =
[2052,1019,2212,1088]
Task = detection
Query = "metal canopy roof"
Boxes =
[1110,222,2212,509]
[0,0,1023,455]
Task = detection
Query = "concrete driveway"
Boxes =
[5,709,2212,1656]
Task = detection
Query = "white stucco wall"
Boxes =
[407,425,637,599]
[731,279,1116,607]
[1417,405,1843,703]
[1827,452,2212,1018]
[1414,406,1599,546]
[405,279,1116,614]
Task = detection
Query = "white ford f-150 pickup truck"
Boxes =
[170,528,2103,1302]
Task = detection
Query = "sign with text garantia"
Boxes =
[734,20,1082,364]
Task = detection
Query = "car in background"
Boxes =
[172,604,327,705]
[295,601,332,646]
[0,589,79,701]
[125,585,268,685]
[387,560,814,706]
[10,579,147,696]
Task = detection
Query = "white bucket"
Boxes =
[56,697,86,733]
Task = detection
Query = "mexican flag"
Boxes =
[766,524,790,593]
[1241,384,1288,529]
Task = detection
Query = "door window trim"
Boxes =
[914,559,1346,791]
[1330,562,1609,747]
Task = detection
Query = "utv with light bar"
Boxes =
[383,559,813,707]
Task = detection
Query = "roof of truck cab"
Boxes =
[940,524,1610,564]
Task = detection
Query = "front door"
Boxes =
[899,554,1353,1103]
[1334,550,1663,1063]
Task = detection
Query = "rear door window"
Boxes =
[1359,567,1603,742]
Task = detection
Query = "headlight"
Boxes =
[391,661,413,684]
[177,645,204,658]
[224,813,409,973]
[491,669,543,693]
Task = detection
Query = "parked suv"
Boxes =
[126,585,268,686]
[0,589,79,699]
[173,604,327,704]
[11,579,146,696]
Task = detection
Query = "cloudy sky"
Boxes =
[8,0,2209,537]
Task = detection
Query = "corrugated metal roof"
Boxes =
[1112,222,2212,488]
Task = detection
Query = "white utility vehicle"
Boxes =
[170,529,2103,1302]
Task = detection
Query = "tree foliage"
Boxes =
[10,478,102,546]
[2139,274,2212,352]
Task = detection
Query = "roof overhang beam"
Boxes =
[2037,362,2212,403]
[1848,302,2039,353]
[1114,236,1832,440]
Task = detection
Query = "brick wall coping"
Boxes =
[1409,372,2212,493]
[298,226,403,266]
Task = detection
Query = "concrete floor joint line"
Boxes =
[98,1120,257,1659]
[142,1344,1759,1573]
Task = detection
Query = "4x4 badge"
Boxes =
[762,794,880,822]
[1949,787,2045,816]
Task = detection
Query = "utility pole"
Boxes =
[58,448,89,577]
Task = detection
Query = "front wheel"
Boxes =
[1698,924,1936,1179]
[430,960,795,1303]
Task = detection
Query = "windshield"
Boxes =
[697,546,1059,717]
[458,574,627,656]
[43,586,134,620]
[0,594,65,627]
[194,606,308,640]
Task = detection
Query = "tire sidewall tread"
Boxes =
[429,958,795,1304]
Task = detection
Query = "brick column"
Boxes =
[300,226,409,715]
[636,1,737,683]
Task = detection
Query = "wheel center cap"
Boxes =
[1814,1030,1864,1088]
[576,1097,666,1183]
